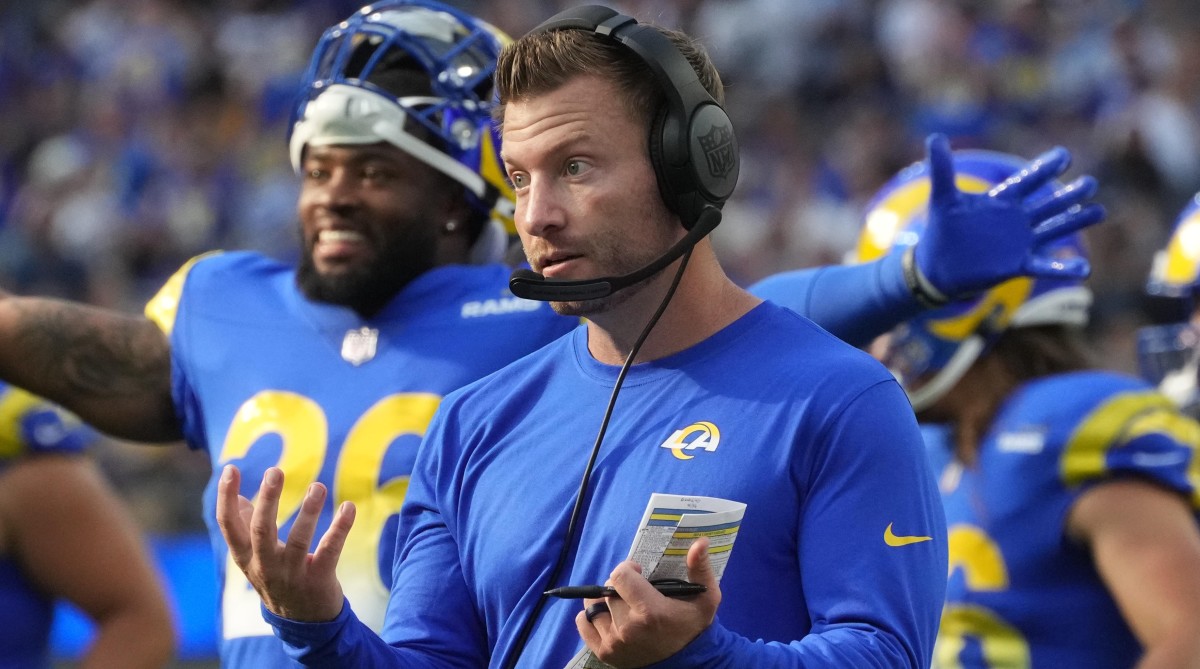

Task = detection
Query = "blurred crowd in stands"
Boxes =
[3,0,1199,535]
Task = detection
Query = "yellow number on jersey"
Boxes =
[218,391,440,639]
[934,524,1030,669]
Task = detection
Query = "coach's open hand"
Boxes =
[216,464,355,622]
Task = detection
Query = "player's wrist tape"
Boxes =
[902,245,951,308]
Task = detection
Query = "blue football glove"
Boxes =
[913,133,1106,301]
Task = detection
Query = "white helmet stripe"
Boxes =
[289,84,487,197]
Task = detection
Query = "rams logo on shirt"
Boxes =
[660,421,721,460]
[461,296,541,318]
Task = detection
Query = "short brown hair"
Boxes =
[493,23,724,132]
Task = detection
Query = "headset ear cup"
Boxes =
[687,103,739,208]
[652,103,738,230]
[647,105,682,224]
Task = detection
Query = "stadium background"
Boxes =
[1,0,1196,665]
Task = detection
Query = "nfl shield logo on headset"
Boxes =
[699,124,735,180]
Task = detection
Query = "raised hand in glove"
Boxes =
[911,133,1105,305]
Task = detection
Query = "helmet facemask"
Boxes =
[1138,193,1200,413]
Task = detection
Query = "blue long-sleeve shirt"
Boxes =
[269,302,947,667]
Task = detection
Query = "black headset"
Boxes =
[527,5,740,230]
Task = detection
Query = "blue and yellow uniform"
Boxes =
[0,384,92,667]
[145,251,574,666]
[935,371,1200,668]
[267,301,948,667]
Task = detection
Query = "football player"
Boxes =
[144,3,577,664]
[1139,193,1200,416]
[0,2,574,666]
[0,384,174,667]
[857,149,1200,667]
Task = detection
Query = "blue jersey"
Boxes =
[0,383,93,668]
[935,371,1200,668]
[270,301,948,667]
[144,251,575,667]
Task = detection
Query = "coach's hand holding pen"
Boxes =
[572,538,721,666]
[550,579,707,626]
[545,578,708,600]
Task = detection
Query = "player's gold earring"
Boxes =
[444,219,459,233]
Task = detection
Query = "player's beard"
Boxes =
[296,226,437,317]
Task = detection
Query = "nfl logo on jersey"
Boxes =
[341,327,379,365]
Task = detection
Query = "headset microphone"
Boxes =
[509,205,721,302]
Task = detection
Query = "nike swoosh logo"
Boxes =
[884,522,932,547]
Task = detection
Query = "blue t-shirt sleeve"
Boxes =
[649,380,947,668]
[750,252,920,348]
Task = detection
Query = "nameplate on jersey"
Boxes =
[996,430,1045,454]
[341,327,379,366]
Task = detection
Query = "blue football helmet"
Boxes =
[1138,193,1200,411]
[288,0,515,258]
[852,150,1092,412]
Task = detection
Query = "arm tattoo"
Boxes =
[10,298,171,401]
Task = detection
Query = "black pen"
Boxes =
[544,582,707,599]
